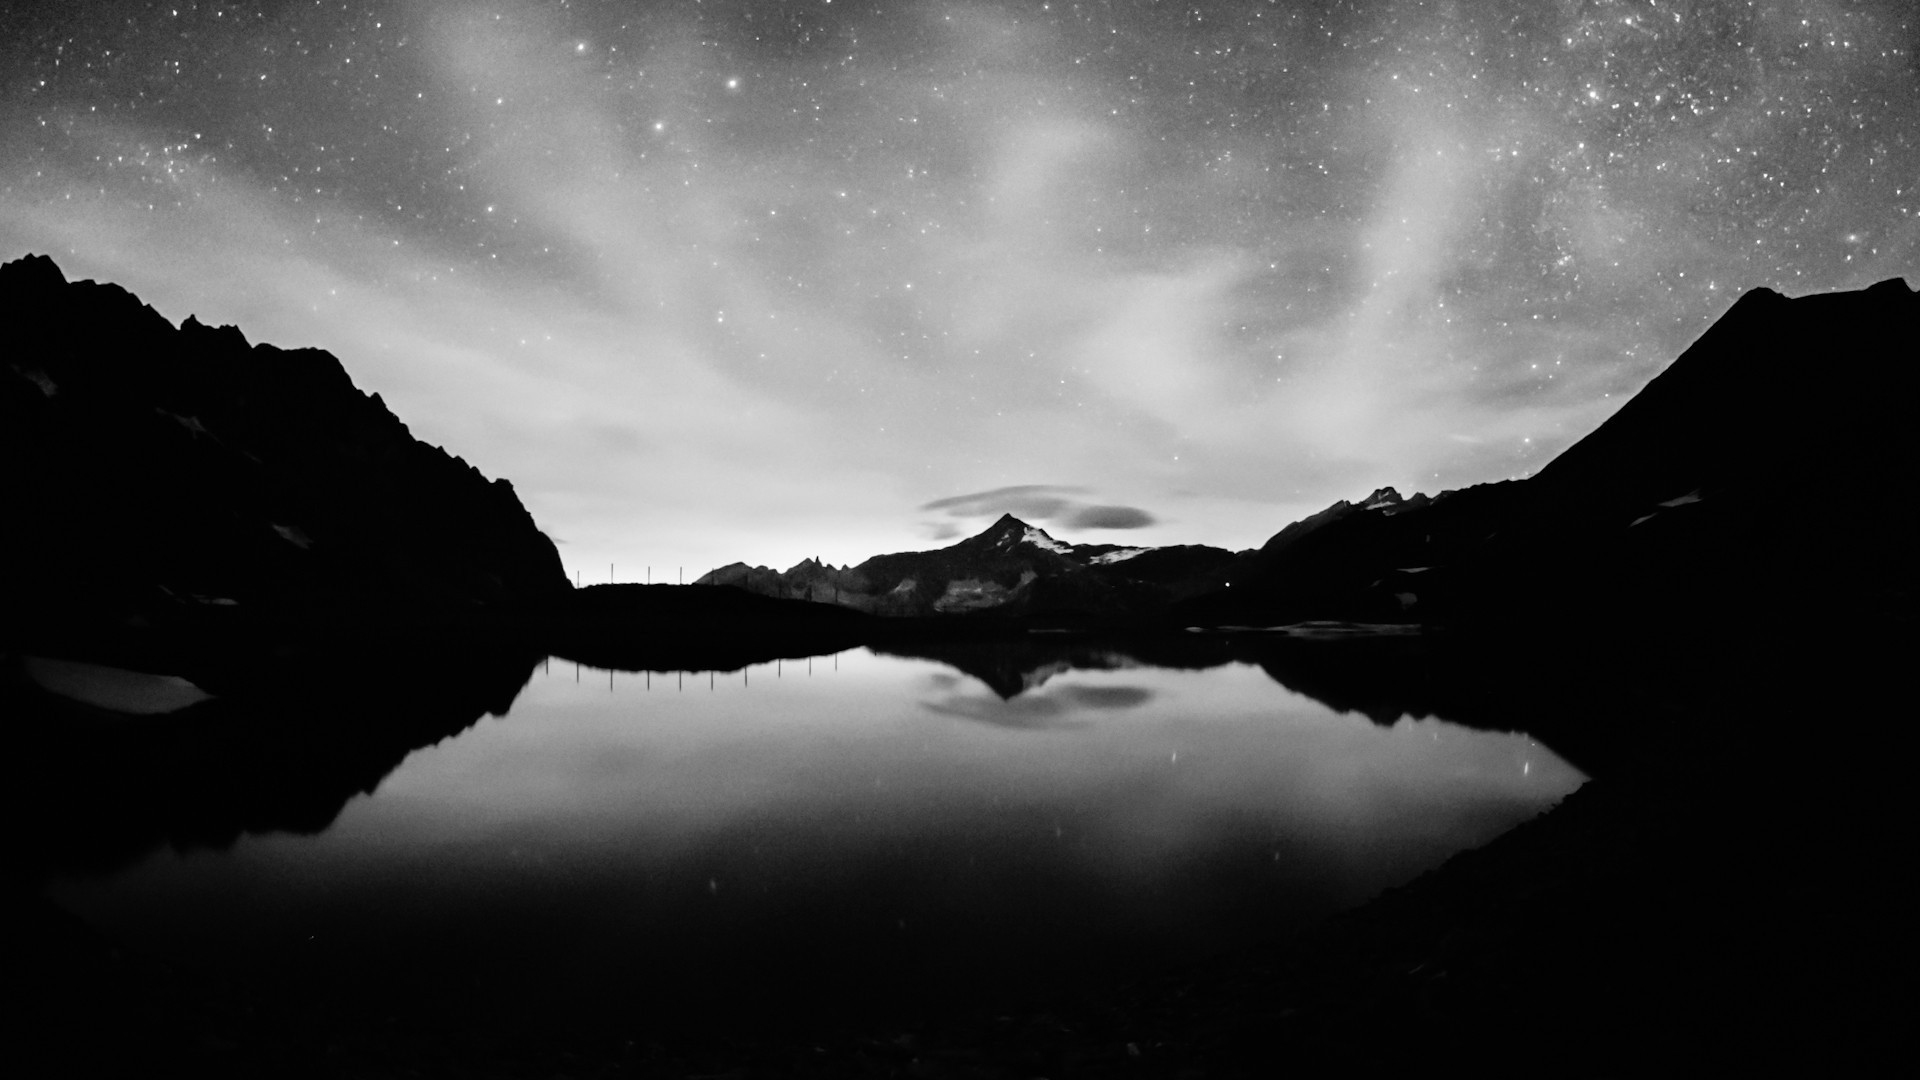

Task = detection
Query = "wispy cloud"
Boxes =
[5,0,1914,575]
[919,484,1155,536]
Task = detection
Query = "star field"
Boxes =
[3,0,1916,573]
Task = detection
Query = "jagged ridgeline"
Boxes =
[697,513,1238,620]
[1,254,569,638]
[697,275,1919,637]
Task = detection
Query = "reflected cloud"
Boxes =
[922,682,1155,731]
[876,631,1613,774]
[875,639,1145,699]
[1064,686,1155,710]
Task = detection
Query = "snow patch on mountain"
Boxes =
[1091,547,1150,565]
[1362,486,1404,511]
[1023,526,1071,554]
[934,577,1013,612]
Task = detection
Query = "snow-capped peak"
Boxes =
[1023,526,1072,554]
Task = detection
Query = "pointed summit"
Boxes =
[956,513,1073,556]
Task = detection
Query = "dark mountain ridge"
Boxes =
[1,254,568,650]
[10,250,1913,659]
[1178,276,1919,637]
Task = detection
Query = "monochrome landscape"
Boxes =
[5,1,1917,1075]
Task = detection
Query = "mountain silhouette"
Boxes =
[12,251,1913,657]
[698,512,1236,621]
[1178,277,1919,636]
[1,254,568,653]
[687,277,1914,637]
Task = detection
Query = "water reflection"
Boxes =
[18,628,1610,891]
[874,632,1633,773]
[8,644,543,879]
[41,640,1583,1030]
[921,674,1157,730]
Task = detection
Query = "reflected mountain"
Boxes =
[920,674,1157,730]
[876,629,1671,777]
[538,582,871,673]
[8,643,543,880]
[872,636,1154,698]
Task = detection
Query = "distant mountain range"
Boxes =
[6,250,1914,657]
[704,276,1919,642]
[698,513,1236,622]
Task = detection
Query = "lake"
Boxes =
[38,641,1582,1035]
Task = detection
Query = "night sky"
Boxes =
[3,1,1916,577]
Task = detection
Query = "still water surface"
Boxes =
[48,648,1582,1022]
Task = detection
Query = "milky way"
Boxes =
[3,1,1916,574]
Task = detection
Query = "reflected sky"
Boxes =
[46,649,1582,1020]
[358,651,1576,856]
